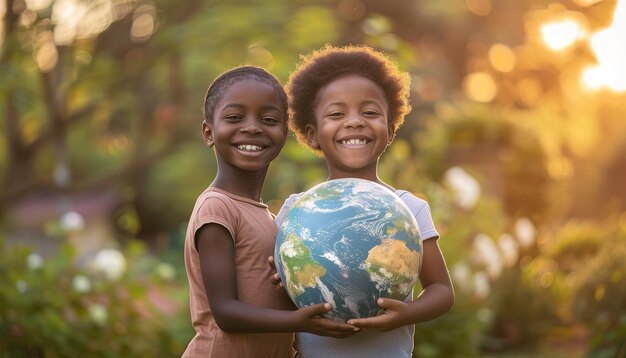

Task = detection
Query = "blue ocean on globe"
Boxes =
[274,178,423,322]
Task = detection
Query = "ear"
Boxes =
[387,123,397,144]
[305,124,320,149]
[202,121,214,148]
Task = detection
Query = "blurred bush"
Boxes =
[567,220,626,358]
[0,238,191,357]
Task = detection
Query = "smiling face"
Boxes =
[203,79,287,173]
[306,74,391,180]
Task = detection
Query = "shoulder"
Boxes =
[395,190,439,240]
[284,192,304,206]
[279,192,305,213]
[275,192,305,226]
[194,189,240,219]
[395,190,429,214]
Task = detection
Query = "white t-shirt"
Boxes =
[275,189,439,358]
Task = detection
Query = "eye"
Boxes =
[363,110,380,117]
[328,112,344,119]
[224,114,243,122]
[262,116,281,125]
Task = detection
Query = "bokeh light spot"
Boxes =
[247,44,275,69]
[463,71,498,102]
[540,19,585,51]
[36,41,58,72]
[488,43,516,72]
[131,13,154,40]
[594,285,605,301]
[465,0,492,16]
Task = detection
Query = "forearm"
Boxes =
[405,283,454,324]
[212,299,299,333]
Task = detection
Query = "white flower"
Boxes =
[16,280,28,293]
[60,211,85,232]
[498,233,519,267]
[91,248,126,281]
[443,167,481,210]
[473,272,491,299]
[515,218,536,249]
[472,233,503,279]
[72,275,91,293]
[451,262,472,293]
[155,263,176,281]
[26,253,44,270]
[89,304,108,325]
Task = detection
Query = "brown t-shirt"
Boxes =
[182,187,294,357]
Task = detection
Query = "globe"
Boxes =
[274,178,423,322]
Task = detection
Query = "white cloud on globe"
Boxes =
[318,280,336,311]
[322,251,346,270]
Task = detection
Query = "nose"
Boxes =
[239,123,263,135]
[344,114,365,128]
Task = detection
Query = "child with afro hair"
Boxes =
[275,46,454,358]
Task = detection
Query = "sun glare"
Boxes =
[581,0,626,92]
[540,19,585,51]
[52,0,115,45]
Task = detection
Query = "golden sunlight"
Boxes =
[25,0,54,11]
[463,72,498,102]
[571,0,604,7]
[52,0,114,45]
[540,18,586,51]
[581,0,626,92]
[488,44,516,72]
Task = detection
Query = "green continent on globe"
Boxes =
[279,233,326,297]
[365,239,420,297]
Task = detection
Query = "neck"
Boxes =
[211,164,268,202]
[326,165,394,191]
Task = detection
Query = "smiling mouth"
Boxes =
[339,139,370,145]
[236,144,264,152]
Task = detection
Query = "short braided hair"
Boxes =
[202,66,288,123]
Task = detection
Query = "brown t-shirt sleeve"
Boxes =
[192,195,239,250]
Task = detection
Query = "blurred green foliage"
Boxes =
[2,0,626,356]
[0,237,192,357]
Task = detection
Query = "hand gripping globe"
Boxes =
[274,178,423,322]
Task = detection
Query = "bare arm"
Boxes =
[197,223,358,337]
[347,238,454,331]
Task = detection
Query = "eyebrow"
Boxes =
[221,103,283,113]
[221,103,282,111]
[323,100,384,108]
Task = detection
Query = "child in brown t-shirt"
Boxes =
[183,66,357,357]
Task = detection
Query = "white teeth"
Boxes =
[237,144,263,151]
[340,139,368,145]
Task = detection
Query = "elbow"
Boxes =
[211,308,242,333]
[213,315,240,333]
[444,284,455,313]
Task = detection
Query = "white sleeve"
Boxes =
[275,193,302,228]
[397,191,440,241]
